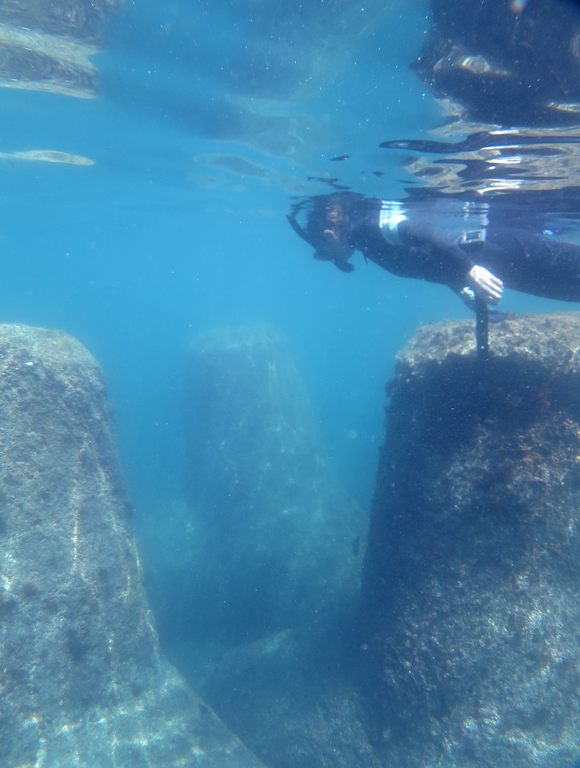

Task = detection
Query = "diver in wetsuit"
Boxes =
[288,192,580,309]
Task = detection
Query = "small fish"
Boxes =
[330,154,350,162]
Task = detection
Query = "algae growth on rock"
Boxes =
[0,324,264,768]
[361,313,580,768]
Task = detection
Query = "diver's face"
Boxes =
[317,203,353,264]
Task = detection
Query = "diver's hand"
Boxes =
[468,265,503,304]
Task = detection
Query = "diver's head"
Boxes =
[288,193,356,272]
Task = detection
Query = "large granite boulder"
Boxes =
[361,313,580,767]
[144,325,365,648]
[0,324,264,768]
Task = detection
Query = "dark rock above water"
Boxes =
[415,0,580,126]
[0,324,264,768]
[361,313,580,768]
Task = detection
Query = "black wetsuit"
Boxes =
[348,199,580,302]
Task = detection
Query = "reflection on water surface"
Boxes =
[0,0,119,98]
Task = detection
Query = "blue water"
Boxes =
[6,0,564,516]
[1,0,448,511]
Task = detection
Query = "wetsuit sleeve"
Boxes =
[396,219,478,287]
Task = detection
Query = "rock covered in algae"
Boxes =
[0,324,264,768]
[148,325,365,645]
[360,313,580,768]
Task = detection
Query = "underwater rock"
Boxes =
[148,325,364,646]
[0,325,264,768]
[194,627,381,768]
[361,313,580,768]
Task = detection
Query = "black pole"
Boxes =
[475,297,489,362]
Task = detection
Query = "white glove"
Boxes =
[468,265,503,303]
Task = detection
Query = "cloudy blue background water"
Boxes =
[0,0,566,516]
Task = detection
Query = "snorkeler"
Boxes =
[288,192,580,311]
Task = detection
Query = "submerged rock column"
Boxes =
[179,325,364,641]
[0,325,263,768]
[361,314,580,768]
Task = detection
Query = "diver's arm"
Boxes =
[397,220,503,303]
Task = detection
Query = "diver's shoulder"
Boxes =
[379,201,408,245]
